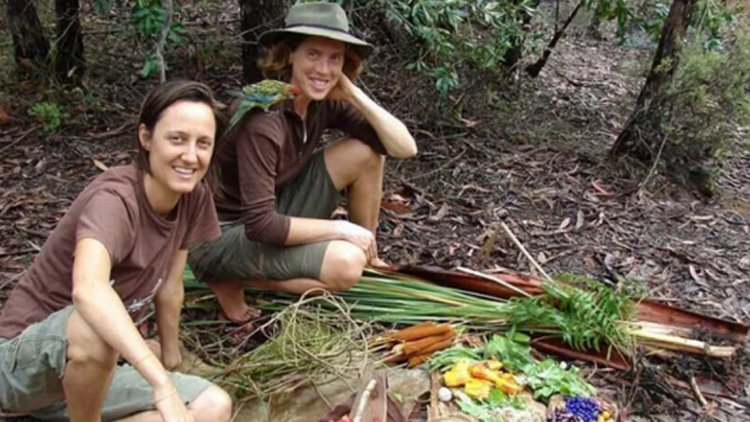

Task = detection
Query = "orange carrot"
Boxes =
[407,353,432,368]
[389,321,434,340]
[416,336,455,356]
[382,352,408,364]
[392,323,452,342]
[402,330,456,356]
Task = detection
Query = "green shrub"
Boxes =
[28,102,63,133]
[660,30,750,180]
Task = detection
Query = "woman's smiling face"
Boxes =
[138,100,216,197]
[289,36,347,101]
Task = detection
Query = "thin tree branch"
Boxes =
[156,0,174,82]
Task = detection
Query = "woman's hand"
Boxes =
[161,345,183,371]
[154,382,194,422]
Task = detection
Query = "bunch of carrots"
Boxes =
[382,322,457,368]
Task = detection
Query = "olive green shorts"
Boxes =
[0,306,213,421]
[188,150,345,282]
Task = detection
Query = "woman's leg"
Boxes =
[113,385,232,422]
[63,308,120,422]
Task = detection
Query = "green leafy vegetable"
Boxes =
[429,346,482,372]
[520,359,596,400]
[483,334,535,371]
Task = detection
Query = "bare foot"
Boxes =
[209,280,261,323]
[368,256,390,269]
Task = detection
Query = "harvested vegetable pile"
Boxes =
[428,334,616,422]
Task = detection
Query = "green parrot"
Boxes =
[228,80,302,130]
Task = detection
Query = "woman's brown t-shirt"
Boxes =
[0,165,221,339]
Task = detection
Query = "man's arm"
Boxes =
[154,249,188,370]
[335,75,417,159]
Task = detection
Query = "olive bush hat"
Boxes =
[258,2,374,59]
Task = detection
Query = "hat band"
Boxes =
[285,23,352,37]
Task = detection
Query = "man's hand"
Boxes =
[154,382,194,422]
[334,220,378,263]
[327,72,358,102]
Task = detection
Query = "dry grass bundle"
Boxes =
[182,290,377,401]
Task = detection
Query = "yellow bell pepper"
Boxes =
[464,378,493,399]
[494,377,524,395]
[443,360,472,387]
[487,360,503,371]
[469,362,502,384]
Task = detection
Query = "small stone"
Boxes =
[438,387,453,402]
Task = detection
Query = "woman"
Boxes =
[188,2,418,323]
[0,81,232,422]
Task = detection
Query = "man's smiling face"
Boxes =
[289,36,346,101]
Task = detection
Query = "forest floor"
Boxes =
[1,2,749,421]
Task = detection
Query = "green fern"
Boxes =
[505,274,638,354]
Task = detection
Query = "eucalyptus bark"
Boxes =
[55,0,85,84]
[610,0,696,160]
[239,0,290,84]
[6,0,50,73]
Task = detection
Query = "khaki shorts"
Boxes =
[0,306,212,421]
[188,150,345,282]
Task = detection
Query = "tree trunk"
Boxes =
[503,0,539,74]
[240,0,290,84]
[610,0,696,160]
[6,0,50,73]
[525,0,585,78]
[55,0,85,84]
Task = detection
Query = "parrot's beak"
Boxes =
[288,85,302,96]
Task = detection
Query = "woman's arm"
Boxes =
[154,249,188,370]
[72,238,192,421]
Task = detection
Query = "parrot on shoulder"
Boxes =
[228,80,302,130]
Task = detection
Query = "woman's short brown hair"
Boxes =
[257,34,363,82]
[135,80,227,192]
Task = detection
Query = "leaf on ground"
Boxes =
[575,209,585,230]
[381,200,412,214]
[0,104,11,125]
[92,159,109,172]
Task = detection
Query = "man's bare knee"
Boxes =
[66,310,118,367]
[321,242,366,292]
[189,385,233,422]
[351,139,385,171]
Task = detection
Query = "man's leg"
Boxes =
[113,385,232,422]
[63,309,120,422]
[211,240,366,322]
[324,138,386,234]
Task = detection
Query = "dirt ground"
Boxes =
[1,2,749,421]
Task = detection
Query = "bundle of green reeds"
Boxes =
[182,269,737,360]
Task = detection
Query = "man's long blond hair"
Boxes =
[257,34,364,82]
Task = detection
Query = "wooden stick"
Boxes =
[500,222,555,283]
[689,375,708,407]
[0,127,35,155]
[352,379,377,422]
[457,266,533,298]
